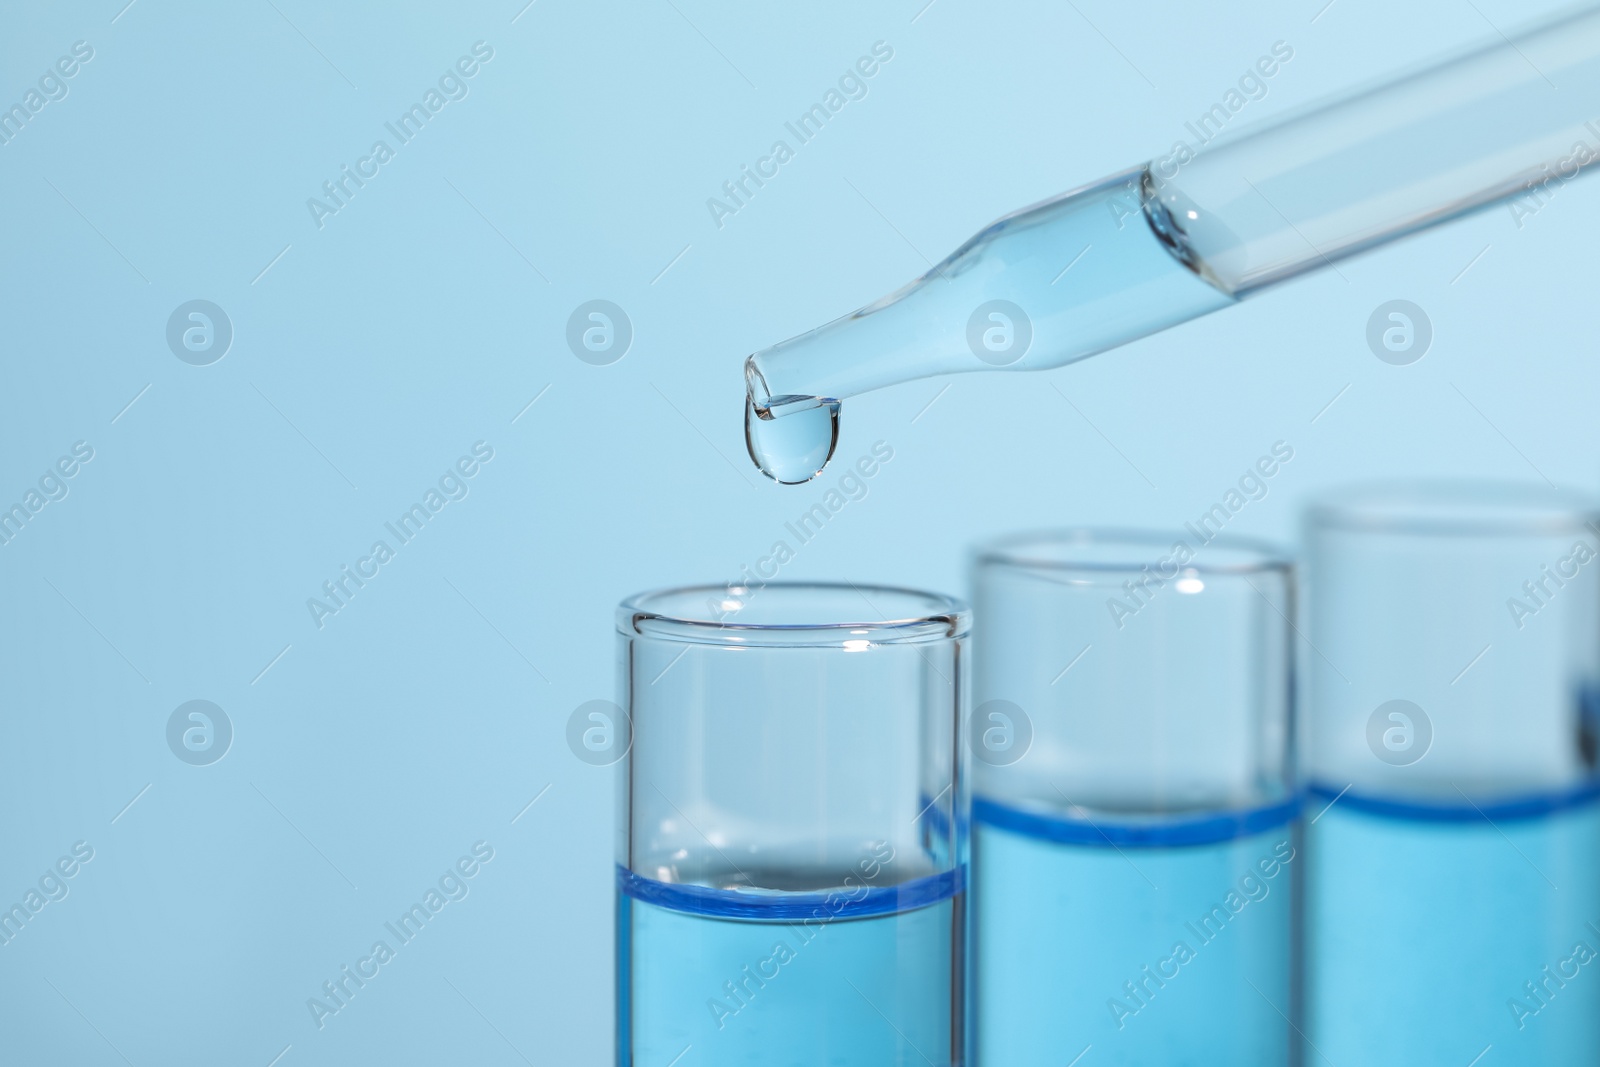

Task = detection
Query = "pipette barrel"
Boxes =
[746,5,1600,414]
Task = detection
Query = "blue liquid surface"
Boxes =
[973,798,1298,1066]
[618,866,964,1066]
[1305,783,1600,1065]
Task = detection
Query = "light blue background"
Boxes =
[1,0,1594,1062]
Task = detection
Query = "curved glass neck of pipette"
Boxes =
[745,3,1600,418]
[744,167,1235,417]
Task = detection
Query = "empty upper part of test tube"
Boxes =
[744,4,1600,426]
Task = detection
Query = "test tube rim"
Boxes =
[618,580,970,647]
[971,527,1293,578]
[1305,479,1600,538]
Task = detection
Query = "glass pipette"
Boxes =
[744,3,1600,483]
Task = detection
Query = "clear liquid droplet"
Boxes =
[744,396,841,484]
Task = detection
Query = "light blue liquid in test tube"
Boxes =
[615,583,969,1067]
[1303,484,1600,1064]
[969,532,1299,1066]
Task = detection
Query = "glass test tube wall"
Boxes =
[1303,483,1600,1064]
[969,532,1298,1066]
[615,583,969,1067]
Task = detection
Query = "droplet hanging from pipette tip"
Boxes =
[744,396,841,484]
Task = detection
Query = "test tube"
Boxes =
[969,531,1299,1066]
[615,582,969,1067]
[1303,483,1600,1064]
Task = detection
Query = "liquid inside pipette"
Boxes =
[743,167,1235,484]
